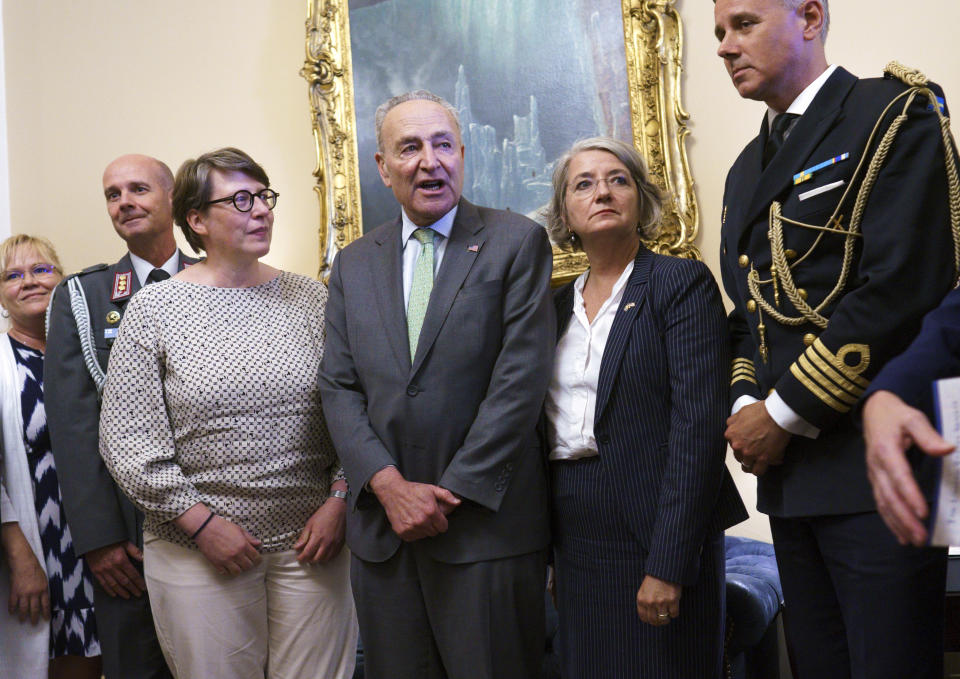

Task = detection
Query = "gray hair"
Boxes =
[782,0,829,41]
[375,90,462,152]
[544,136,663,252]
[713,0,829,41]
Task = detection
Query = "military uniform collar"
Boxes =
[129,250,179,287]
[766,64,839,131]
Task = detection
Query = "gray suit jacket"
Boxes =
[46,251,197,554]
[319,199,555,564]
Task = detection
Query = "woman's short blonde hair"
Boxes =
[543,137,663,252]
[0,234,63,274]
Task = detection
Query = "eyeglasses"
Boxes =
[2,264,59,285]
[567,174,634,199]
[203,188,279,213]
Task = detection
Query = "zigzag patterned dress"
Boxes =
[10,336,99,658]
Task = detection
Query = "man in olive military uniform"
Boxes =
[45,154,197,679]
[715,0,957,677]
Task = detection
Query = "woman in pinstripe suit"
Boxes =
[543,137,747,678]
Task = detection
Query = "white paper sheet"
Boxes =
[931,376,960,546]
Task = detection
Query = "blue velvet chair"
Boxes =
[724,536,784,679]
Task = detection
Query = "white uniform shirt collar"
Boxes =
[400,205,457,245]
[766,64,838,129]
[129,250,180,287]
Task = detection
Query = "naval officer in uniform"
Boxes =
[45,154,197,679]
[714,0,958,676]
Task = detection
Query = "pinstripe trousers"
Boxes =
[552,457,725,679]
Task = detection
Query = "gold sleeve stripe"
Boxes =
[732,368,757,380]
[796,355,859,405]
[789,363,850,412]
[812,339,871,388]
[732,373,758,386]
[802,348,866,399]
[732,358,756,373]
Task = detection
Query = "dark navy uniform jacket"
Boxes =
[719,67,957,517]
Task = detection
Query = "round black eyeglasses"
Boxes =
[203,189,279,212]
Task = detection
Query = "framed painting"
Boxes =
[301,0,699,282]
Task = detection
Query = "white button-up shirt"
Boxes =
[400,206,456,310]
[545,260,634,461]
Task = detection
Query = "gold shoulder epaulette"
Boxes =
[884,61,928,88]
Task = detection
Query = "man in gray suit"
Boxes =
[45,154,195,678]
[319,90,555,679]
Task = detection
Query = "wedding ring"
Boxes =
[657,612,669,619]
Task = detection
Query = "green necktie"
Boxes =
[407,228,435,360]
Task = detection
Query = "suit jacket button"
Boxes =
[597,434,610,445]
[406,385,419,396]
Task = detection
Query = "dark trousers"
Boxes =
[552,457,725,679]
[351,544,546,679]
[92,578,172,679]
[770,512,946,679]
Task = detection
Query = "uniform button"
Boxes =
[797,288,808,300]
[785,249,797,260]
[746,300,757,313]
[738,254,749,269]
[406,385,419,396]
[803,333,816,347]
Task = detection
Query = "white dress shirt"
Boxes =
[733,65,839,439]
[129,250,180,287]
[400,206,456,310]
[546,260,634,461]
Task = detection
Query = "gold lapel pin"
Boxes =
[623,302,636,311]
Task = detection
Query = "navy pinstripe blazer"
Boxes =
[555,247,747,585]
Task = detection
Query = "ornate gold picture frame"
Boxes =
[301,0,699,282]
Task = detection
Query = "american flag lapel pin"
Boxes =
[467,244,480,253]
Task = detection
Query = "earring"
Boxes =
[1,309,8,318]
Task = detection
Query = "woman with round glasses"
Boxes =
[542,137,746,678]
[99,147,357,678]
[0,235,102,679]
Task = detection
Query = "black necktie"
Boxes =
[146,268,170,284]
[763,113,799,168]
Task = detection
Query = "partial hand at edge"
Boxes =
[1,523,50,624]
[725,400,791,476]
[84,541,146,599]
[369,466,461,541]
[863,390,955,547]
[636,574,682,627]
[294,497,346,563]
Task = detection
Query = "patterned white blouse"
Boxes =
[99,271,341,553]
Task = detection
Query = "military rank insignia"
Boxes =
[111,271,132,301]
[793,153,849,185]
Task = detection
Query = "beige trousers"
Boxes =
[143,535,357,679]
